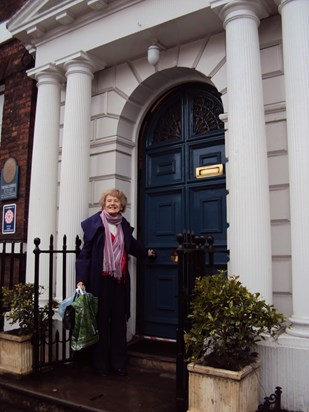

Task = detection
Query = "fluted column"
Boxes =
[278,0,309,337]
[26,65,64,287]
[56,53,94,298]
[217,1,272,301]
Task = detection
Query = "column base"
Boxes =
[286,315,309,338]
[257,333,309,411]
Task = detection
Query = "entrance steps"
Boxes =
[127,337,176,373]
[0,338,177,412]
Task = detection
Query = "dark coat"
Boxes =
[75,212,148,318]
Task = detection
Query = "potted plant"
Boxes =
[0,283,58,376]
[184,271,287,412]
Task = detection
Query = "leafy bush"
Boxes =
[185,272,287,371]
[1,283,58,335]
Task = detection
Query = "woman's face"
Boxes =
[104,195,122,216]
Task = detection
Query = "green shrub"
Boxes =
[1,283,58,335]
[185,271,287,371]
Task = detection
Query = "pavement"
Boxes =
[0,341,178,412]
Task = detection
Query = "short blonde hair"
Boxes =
[99,189,127,212]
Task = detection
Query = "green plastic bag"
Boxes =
[71,292,99,351]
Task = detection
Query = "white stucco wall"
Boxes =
[9,0,308,408]
[56,15,289,330]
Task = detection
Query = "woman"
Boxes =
[75,189,155,377]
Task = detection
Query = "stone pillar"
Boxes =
[56,53,94,297]
[215,1,272,302]
[26,65,64,287]
[279,0,309,337]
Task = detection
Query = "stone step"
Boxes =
[127,338,176,373]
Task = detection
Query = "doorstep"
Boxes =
[0,350,177,412]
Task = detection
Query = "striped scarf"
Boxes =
[100,210,124,280]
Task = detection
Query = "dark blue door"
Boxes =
[137,83,227,339]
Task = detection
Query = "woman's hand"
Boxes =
[148,249,156,257]
[76,282,86,291]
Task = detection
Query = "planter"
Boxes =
[0,331,33,376]
[187,360,260,412]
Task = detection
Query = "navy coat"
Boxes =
[75,212,148,318]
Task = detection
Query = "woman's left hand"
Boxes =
[76,282,86,291]
[148,249,156,257]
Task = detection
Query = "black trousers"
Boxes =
[93,275,127,371]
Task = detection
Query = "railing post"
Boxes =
[75,235,82,257]
[274,386,282,411]
[47,235,54,364]
[176,231,206,412]
[206,235,215,275]
[32,237,41,372]
[257,386,283,412]
[176,232,186,412]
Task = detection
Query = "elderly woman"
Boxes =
[76,189,155,377]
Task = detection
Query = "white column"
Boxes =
[56,53,94,297]
[278,0,309,337]
[218,1,272,302]
[26,65,64,287]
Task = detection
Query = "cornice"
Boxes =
[7,0,143,46]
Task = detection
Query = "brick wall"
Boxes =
[0,0,29,22]
[0,34,37,240]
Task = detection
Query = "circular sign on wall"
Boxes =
[3,157,18,184]
[0,157,19,200]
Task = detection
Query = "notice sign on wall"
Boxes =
[0,157,19,200]
[2,204,16,234]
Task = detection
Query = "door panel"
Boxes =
[143,264,178,337]
[146,146,184,187]
[188,142,225,182]
[188,184,226,243]
[138,83,226,339]
[145,188,184,247]
[142,188,184,337]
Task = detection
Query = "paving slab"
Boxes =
[0,362,177,412]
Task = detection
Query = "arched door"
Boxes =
[137,82,227,339]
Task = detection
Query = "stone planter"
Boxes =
[187,360,260,412]
[0,331,33,376]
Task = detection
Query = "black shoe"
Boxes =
[113,368,127,376]
[95,368,110,377]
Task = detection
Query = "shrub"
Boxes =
[1,283,58,335]
[185,272,287,371]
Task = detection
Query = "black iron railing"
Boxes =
[257,387,283,411]
[32,234,81,371]
[175,231,229,412]
[0,241,26,331]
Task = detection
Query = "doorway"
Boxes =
[137,82,227,339]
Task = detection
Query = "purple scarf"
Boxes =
[100,210,124,280]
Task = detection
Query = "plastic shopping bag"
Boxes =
[71,292,99,351]
[59,289,81,331]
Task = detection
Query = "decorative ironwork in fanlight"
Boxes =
[150,101,182,145]
[193,94,224,135]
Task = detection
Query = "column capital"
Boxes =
[211,0,271,28]
[27,63,65,86]
[277,0,305,13]
[275,0,294,11]
[55,51,100,79]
